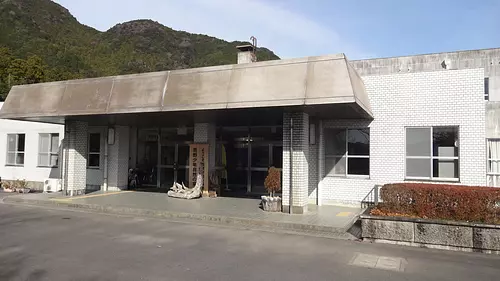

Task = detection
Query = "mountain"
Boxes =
[0,0,279,100]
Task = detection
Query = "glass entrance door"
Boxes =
[250,143,270,193]
[176,144,190,186]
[159,143,175,188]
[159,143,191,188]
[220,126,283,195]
[229,142,249,191]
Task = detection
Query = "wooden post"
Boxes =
[189,144,209,196]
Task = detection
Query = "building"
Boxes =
[0,102,64,189]
[1,45,499,213]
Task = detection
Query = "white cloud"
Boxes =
[55,0,371,59]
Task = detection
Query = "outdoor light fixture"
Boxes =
[309,123,316,145]
[107,127,115,145]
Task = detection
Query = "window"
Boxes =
[325,128,370,176]
[487,139,500,186]
[88,133,100,168]
[38,133,59,167]
[405,127,459,181]
[485,77,490,101]
[6,134,25,166]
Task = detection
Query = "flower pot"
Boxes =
[261,196,282,212]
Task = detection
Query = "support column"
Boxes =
[107,126,130,191]
[317,120,324,206]
[63,120,88,196]
[194,122,216,171]
[282,112,309,214]
[128,126,138,169]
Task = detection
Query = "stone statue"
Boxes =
[167,173,203,199]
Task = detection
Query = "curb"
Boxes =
[3,196,358,240]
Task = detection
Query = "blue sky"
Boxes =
[55,0,500,60]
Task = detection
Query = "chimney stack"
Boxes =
[236,44,256,64]
[236,36,257,64]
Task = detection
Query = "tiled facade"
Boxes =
[282,112,310,213]
[57,68,487,211]
[36,50,488,215]
[316,68,486,205]
[64,120,88,196]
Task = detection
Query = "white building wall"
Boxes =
[0,104,64,188]
[316,68,486,205]
[107,126,130,191]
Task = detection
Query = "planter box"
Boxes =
[261,196,282,212]
[361,208,500,254]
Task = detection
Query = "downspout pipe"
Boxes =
[289,117,293,214]
[103,128,109,191]
[63,123,69,196]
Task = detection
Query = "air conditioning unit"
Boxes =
[43,179,62,193]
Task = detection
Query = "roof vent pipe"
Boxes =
[236,36,257,64]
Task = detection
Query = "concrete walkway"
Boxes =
[3,191,363,239]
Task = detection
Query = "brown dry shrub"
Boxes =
[264,167,281,197]
[372,183,500,224]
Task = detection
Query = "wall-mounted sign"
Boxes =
[146,134,158,142]
[189,143,209,195]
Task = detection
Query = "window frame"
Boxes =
[6,133,25,167]
[324,128,370,178]
[87,132,101,169]
[487,138,500,176]
[485,77,490,101]
[405,126,460,182]
[38,133,59,168]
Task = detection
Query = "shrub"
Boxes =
[264,167,281,197]
[13,179,29,190]
[1,181,12,190]
[374,183,500,224]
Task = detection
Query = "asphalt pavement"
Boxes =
[1,192,500,281]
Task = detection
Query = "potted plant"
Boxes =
[262,166,282,212]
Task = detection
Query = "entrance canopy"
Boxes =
[0,54,372,124]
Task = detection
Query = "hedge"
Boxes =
[374,183,500,224]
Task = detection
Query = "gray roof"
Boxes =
[0,53,372,123]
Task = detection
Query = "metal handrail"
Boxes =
[361,184,382,208]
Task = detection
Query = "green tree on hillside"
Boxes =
[0,47,14,100]
[0,51,48,100]
[8,56,47,85]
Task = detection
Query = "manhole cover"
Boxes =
[349,253,407,272]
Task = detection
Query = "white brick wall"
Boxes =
[317,68,486,205]
[283,112,309,212]
[308,120,319,204]
[64,120,88,196]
